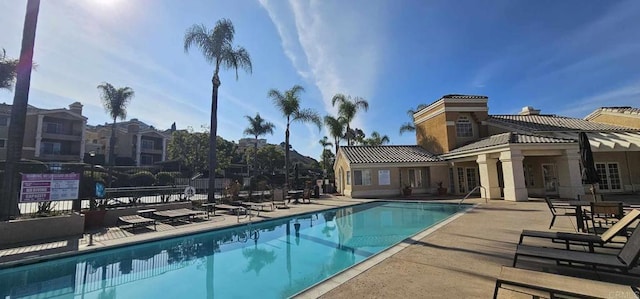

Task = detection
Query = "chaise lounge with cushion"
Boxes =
[118,215,156,231]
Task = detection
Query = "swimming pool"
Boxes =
[0,201,469,298]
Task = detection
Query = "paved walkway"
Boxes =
[311,197,640,298]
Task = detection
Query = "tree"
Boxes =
[363,131,390,146]
[324,115,345,155]
[0,49,19,90]
[255,145,285,175]
[318,136,333,177]
[97,82,135,168]
[1,0,40,220]
[167,129,238,176]
[331,94,369,146]
[320,149,335,179]
[268,85,321,189]
[399,104,428,135]
[345,128,365,145]
[243,113,275,176]
[184,18,252,202]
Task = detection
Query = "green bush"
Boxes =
[156,171,180,185]
[129,171,156,187]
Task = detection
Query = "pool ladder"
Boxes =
[459,185,487,205]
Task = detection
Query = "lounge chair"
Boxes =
[493,266,637,299]
[544,197,579,229]
[118,215,156,231]
[513,222,640,274]
[300,188,312,204]
[153,208,204,224]
[587,201,624,232]
[519,209,640,252]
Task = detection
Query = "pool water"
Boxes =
[0,201,468,299]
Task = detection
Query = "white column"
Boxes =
[500,149,528,202]
[162,137,167,161]
[79,120,86,161]
[556,149,585,199]
[477,154,501,200]
[136,134,142,166]
[34,114,44,157]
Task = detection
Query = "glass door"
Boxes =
[541,164,558,194]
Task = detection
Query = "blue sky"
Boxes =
[1,0,639,159]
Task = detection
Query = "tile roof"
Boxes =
[447,132,576,154]
[341,145,442,164]
[487,114,635,132]
[441,94,488,99]
[599,106,640,115]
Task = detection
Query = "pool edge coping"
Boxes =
[292,202,480,299]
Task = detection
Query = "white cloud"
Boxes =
[558,80,640,117]
[258,0,386,133]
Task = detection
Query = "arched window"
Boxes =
[456,116,473,137]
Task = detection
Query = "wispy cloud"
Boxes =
[557,80,640,117]
[258,0,387,133]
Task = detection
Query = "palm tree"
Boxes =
[0,49,19,90]
[184,19,252,202]
[324,115,345,155]
[399,104,427,135]
[331,94,369,146]
[364,131,390,146]
[268,85,322,189]
[318,136,333,176]
[97,83,135,168]
[0,0,41,220]
[243,113,275,176]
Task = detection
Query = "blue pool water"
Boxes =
[0,201,468,298]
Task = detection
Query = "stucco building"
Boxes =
[85,119,172,166]
[334,95,640,201]
[0,102,87,162]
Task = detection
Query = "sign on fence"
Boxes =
[20,173,80,202]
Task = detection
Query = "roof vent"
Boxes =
[519,106,540,116]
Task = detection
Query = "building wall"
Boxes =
[334,153,351,196]
[0,113,8,159]
[588,113,640,129]
[415,99,489,154]
[350,166,402,198]
[593,151,640,193]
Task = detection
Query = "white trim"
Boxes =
[27,109,87,120]
[35,115,44,157]
[445,121,455,126]
[415,106,489,125]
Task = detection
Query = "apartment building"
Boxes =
[0,102,87,162]
[85,118,172,166]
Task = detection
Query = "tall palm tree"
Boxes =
[1,0,40,220]
[399,104,427,135]
[97,82,135,168]
[184,19,252,202]
[268,85,322,189]
[324,115,345,155]
[243,113,275,176]
[331,94,369,146]
[0,49,19,90]
[364,131,390,146]
[318,136,333,176]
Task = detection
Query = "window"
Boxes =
[45,122,61,134]
[353,170,371,186]
[0,115,8,126]
[456,116,473,137]
[408,168,423,188]
[346,171,351,185]
[466,168,478,189]
[141,154,154,165]
[0,139,5,148]
[142,139,154,150]
[524,164,535,187]
[378,170,390,185]
[42,142,61,155]
[457,168,466,193]
[596,162,622,190]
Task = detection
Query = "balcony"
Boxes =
[41,131,82,141]
[140,147,163,155]
[39,152,81,161]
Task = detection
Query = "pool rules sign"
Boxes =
[20,173,80,202]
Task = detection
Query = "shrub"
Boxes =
[129,171,156,187]
[156,171,180,185]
